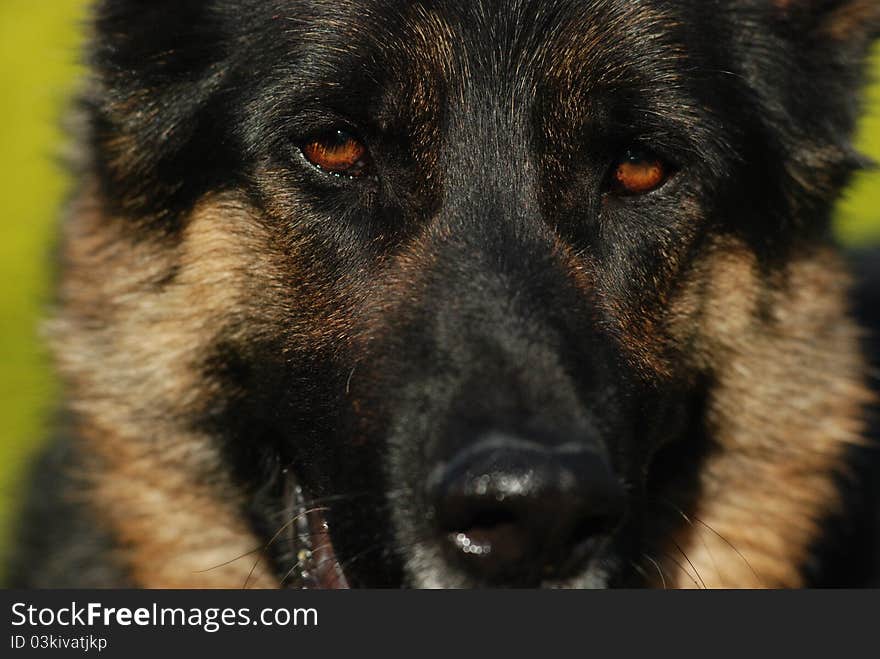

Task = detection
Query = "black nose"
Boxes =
[427,434,625,585]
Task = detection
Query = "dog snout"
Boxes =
[427,433,626,585]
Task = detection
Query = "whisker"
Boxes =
[279,541,336,587]
[661,551,702,589]
[269,506,331,549]
[242,553,264,590]
[306,541,386,588]
[194,493,363,575]
[660,498,725,588]
[628,559,652,584]
[642,553,667,589]
[193,545,264,574]
[690,514,765,588]
[672,540,707,589]
[239,506,331,589]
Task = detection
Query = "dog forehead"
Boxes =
[276,0,690,86]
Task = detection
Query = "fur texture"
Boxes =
[6,0,880,588]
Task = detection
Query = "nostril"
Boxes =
[439,499,532,576]
[438,500,521,536]
[450,521,527,566]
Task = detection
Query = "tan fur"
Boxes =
[52,189,285,588]
[655,240,873,588]
[824,0,880,41]
[53,6,875,584]
[775,0,880,42]
[54,189,873,589]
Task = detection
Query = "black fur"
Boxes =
[6,0,880,588]
[7,430,130,588]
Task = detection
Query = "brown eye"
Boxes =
[301,130,368,176]
[613,149,669,195]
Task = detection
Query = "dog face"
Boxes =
[59,0,879,588]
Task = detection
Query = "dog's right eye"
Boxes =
[300,130,370,177]
[609,148,671,196]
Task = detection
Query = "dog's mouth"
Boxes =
[286,481,349,589]
[277,389,704,589]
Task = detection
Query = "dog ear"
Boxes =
[774,0,880,55]
[88,0,233,223]
[749,2,879,216]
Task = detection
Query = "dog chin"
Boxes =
[401,543,618,589]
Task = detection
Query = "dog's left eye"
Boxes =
[610,148,671,195]
[301,130,369,177]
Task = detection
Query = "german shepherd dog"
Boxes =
[7,0,880,589]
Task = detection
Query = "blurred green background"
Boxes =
[1,0,86,561]
[0,2,878,561]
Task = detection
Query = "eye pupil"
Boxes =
[614,149,668,194]
[302,130,368,176]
